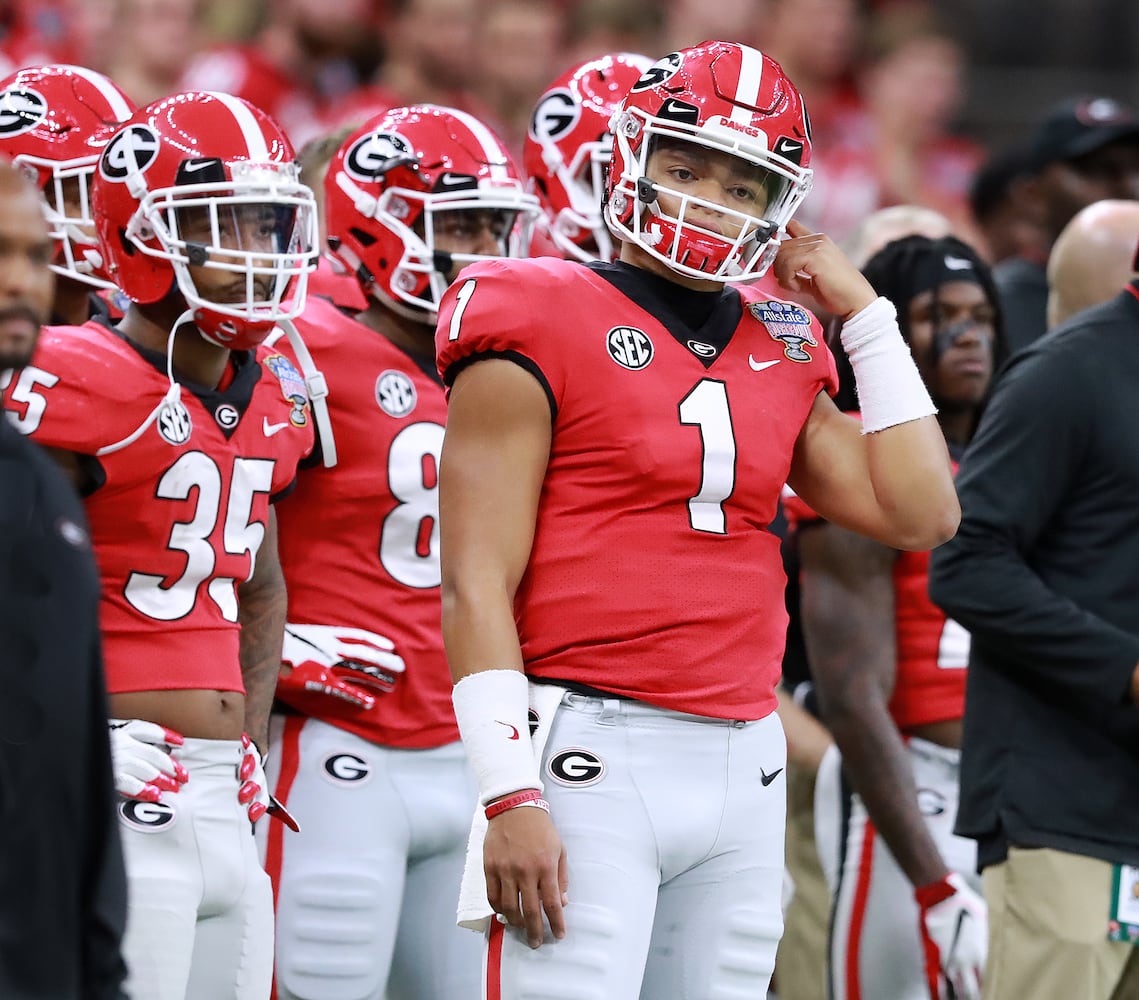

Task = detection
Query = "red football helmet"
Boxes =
[325,104,540,320]
[605,41,814,282]
[92,91,318,350]
[0,64,136,289]
[524,52,653,262]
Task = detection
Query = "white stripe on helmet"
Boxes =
[203,91,273,161]
[730,45,764,126]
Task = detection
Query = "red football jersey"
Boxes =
[436,258,839,721]
[782,456,967,730]
[2,321,313,694]
[274,297,457,748]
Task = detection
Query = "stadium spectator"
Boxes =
[1046,199,1139,328]
[929,197,1139,1000]
[992,95,1139,354]
[967,146,1044,265]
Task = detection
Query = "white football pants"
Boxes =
[119,735,273,1000]
[487,692,788,1000]
[263,715,482,1000]
[814,738,980,1000]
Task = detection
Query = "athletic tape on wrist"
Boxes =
[840,296,937,434]
[452,669,542,805]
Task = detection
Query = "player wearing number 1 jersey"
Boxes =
[436,41,960,1000]
[263,104,541,1000]
[3,92,319,1000]
[790,235,1007,1000]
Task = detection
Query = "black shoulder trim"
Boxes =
[443,349,557,424]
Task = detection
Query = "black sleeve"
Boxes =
[928,345,1139,710]
[81,634,129,1000]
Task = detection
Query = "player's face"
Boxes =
[907,280,995,408]
[432,208,513,281]
[0,180,55,369]
[645,142,772,239]
[177,202,284,303]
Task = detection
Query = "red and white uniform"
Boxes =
[3,319,312,1000]
[264,296,480,1000]
[785,466,978,1000]
[439,257,838,720]
[437,256,837,998]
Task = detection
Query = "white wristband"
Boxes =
[452,669,542,806]
[839,296,936,434]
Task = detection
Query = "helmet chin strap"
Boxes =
[96,309,192,456]
[274,316,337,469]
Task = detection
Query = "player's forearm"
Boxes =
[237,519,287,753]
[823,692,949,888]
[441,578,526,683]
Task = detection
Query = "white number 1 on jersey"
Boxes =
[679,379,737,534]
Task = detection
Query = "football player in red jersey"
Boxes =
[793,235,1006,1000]
[435,40,960,999]
[0,64,136,325]
[263,105,541,1000]
[524,52,652,262]
[1,91,319,1000]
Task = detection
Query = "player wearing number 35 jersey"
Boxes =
[435,40,961,1000]
[4,92,319,1000]
[263,104,541,1000]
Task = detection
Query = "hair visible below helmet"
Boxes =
[830,234,1008,413]
[524,52,653,262]
[605,40,814,283]
[0,63,136,289]
[324,104,540,321]
[92,91,318,350]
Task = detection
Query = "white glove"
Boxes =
[916,872,988,1000]
[279,623,407,709]
[107,719,189,802]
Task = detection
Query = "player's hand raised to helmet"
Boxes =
[773,220,878,320]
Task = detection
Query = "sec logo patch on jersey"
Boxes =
[376,370,417,417]
[606,326,653,370]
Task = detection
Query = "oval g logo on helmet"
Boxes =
[322,753,371,784]
[118,798,176,831]
[529,89,580,142]
[547,747,605,786]
[100,124,161,182]
[345,131,413,182]
[630,52,684,92]
[0,87,47,136]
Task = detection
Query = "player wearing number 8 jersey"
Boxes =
[3,92,318,1000]
[435,40,960,1000]
[788,236,1007,1000]
[263,104,541,1000]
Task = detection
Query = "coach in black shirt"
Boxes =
[0,164,128,998]
[929,275,1139,1000]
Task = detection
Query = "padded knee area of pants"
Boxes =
[278,871,389,1000]
[508,905,622,1000]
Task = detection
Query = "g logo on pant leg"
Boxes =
[118,799,176,831]
[322,752,371,784]
[547,748,605,786]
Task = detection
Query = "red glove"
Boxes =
[276,623,407,712]
[238,733,300,831]
[916,872,987,1000]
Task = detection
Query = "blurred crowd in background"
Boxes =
[2,0,1137,261]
